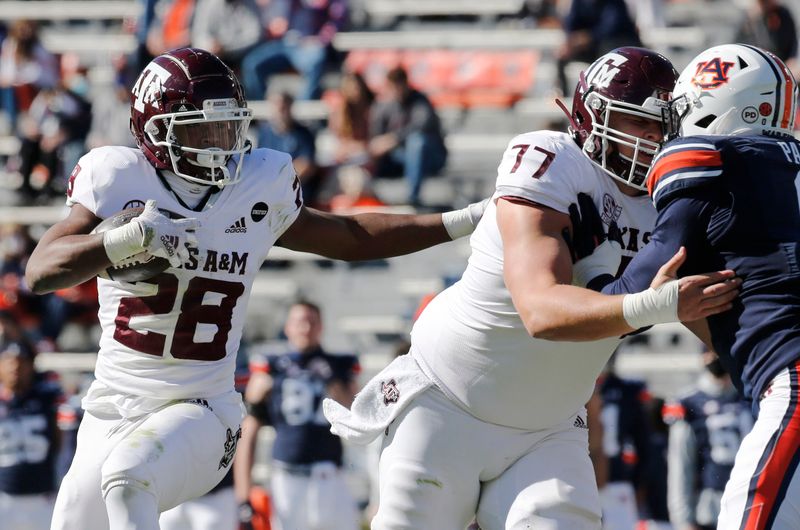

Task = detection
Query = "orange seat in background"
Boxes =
[343,49,539,110]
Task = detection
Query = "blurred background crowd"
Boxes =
[0,0,798,529]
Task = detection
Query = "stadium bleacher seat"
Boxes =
[344,49,539,110]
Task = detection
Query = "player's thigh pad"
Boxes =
[718,367,800,530]
[374,386,582,530]
[476,414,602,530]
[101,393,244,512]
[372,387,484,530]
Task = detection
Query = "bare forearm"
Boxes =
[282,208,451,260]
[517,284,633,341]
[233,416,260,502]
[26,234,111,294]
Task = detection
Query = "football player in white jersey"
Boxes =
[23,48,487,530]
[324,47,741,530]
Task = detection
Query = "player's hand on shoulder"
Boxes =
[135,200,199,267]
[652,246,741,321]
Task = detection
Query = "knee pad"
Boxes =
[100,442,158,499]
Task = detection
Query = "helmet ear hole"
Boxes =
[694,115,716,129]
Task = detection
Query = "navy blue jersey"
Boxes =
[664,386,753,492]
[258,348,359,466]
[0,375,63,494]
[599,373,651,485]
[603,134,800,404]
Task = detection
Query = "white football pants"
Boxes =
[50,391,244,530]
[373,386,602,530]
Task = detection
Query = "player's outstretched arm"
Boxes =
[25,204,110,294]
[499,198,739,341]
[276,200,486,260]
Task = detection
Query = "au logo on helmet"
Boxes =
[691,58,735,89]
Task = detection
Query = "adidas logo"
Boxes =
[225,217,247,233]
[160,235,179,255]
[573,415,588,429]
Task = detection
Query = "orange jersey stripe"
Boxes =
[743,360,800,530]
[779,64,795,130]
[647,149,723,195]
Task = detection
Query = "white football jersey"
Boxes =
[411,131,656,430]
[67,146,302,415]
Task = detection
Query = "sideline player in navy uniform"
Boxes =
[595,357,651,529]
[586,43,800,528]
[234,300,361,530]
[0,339,64,530]
[664,351,753,530]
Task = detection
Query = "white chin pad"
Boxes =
[195,148,227,168]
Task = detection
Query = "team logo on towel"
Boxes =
[381,379,399,405]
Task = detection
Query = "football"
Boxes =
[91,207,171,282]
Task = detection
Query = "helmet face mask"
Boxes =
[564,47,678,191]
[130,48,253,188]
[669,44,798,139]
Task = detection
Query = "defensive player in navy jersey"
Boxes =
[584,44,800,529]
[664,351,753,530]
[0,339,64,530]
[595,361,652,529]
[234,300,361,530]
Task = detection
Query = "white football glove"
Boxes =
[441,197,491,239]
[135,200,199,267]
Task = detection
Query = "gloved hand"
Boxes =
[135,200,199,268]
[237,500,254,530]
[441,197,491,239]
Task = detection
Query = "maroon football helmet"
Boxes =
[559,47,678,191]
[130,47,252,187]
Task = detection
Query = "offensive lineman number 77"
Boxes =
[510,144,555,178]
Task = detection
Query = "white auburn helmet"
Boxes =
[665,44,798,140]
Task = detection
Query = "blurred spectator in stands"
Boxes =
[736,0,798,75]
[0,20,59,135]
[39,279,99,353]
[87,55,137,149]
[624,0,665,35]
[130,0,160,77]
[328,164,385,213]
[257,91,320,204]
[368,66,447,207]
[664,351,754,530]
[0,337,64,530]
[191,0,267,71]
[594,354,652,530]
[234,300,361,530]
[146,0,196,59]
[11,68,92,203]
[0,224,40,338]
[517,0,562,29]
[555,0,641,96]
[329,71,374,167]
[240,0,347,101]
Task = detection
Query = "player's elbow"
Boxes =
[522,313,566,341]
[25,263,53,295]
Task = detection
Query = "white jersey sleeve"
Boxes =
[495,131,585,214]
[262,151,303,239]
